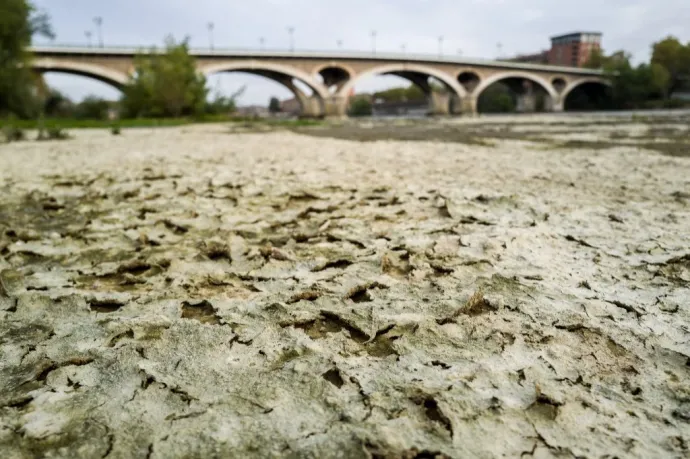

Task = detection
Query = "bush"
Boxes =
[111,124,121,135]
[2,125,26,142]
[268,97,281,113]
[37,126,69,141]
[349,97,372,117]
[44,89,75,118]
[74,96,111,120]
[478,83,516,113]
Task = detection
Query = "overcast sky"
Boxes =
[34,0,690,105]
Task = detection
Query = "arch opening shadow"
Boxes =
[316,66,351,94]
[475,74,555,114]
[458,71,480,94]
[552,77,567,94]
[564,81,613,111]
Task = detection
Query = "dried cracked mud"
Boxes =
[1,114,689,458]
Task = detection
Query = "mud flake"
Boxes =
[181,300,221,325]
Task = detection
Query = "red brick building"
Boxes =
[504,32,602,68]
[548,32,602,67]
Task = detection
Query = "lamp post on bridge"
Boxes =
[438,35,444,58]
[85,31,92,48]
[207,22,215,51]
[93,17,103,48]
[337,39,343,50]
[287,27,295,52]
[260,37,265,50]
[401,43,406,57]
[371,30,377,56]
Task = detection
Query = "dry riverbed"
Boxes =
[1,113,689,458]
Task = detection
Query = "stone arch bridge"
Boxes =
[30,46,609,117]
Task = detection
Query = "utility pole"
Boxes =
[371,30,377,56]
[288,27,295,52]
[438,35,444,58]
[93,17,103,48]
[85,31,92,48]
[207,22,215,50]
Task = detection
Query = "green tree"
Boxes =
[121,37,208,118]
[74,96,111,120]
[373,85,426,102]
[0,0,54,117]
[651,36,690,95]
[268,96,281,113]
[477,83,515,113]
[584,48,605,69]
[205,86,244,115]
[580,49,675,109]
[43,89,74,117]
[348,96,372,117]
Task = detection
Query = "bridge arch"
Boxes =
[202,61,329,116]
[337,63,467,99]
[312,62,354,94]
[32,58,129,90]
[561,78,612,111]
[561,78,611,101]
[473,71,558,101]
[472,71,559,113]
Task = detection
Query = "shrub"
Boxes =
[2,125,26,142]
[37,126,69,141]
[349,97,372,117]
[74,96,111,120]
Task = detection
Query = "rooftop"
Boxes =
[551,32,602,40]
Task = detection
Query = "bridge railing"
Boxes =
[29,43,606,75]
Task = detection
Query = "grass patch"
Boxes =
[0,115,323,131]
[0,115,232,130]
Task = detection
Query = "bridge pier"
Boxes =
[300,97,324,118]
[547,97,564,112]
[428,92,451,116]
[459,97,478,116]
[324,95,349,118]
[516,81,536,113]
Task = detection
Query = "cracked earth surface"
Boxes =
[0,118,689,458]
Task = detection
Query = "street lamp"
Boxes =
[85,31,92,48]
[288,27,295,52]
[93,17,103,48]
[496,42,503,59]
[457,48,463,57]
[207,22,215,50]
[337,39,343,50]
[260,37,265,50]
[438,35,444,58]
[401,43,406,56]
[371,30,377,56]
